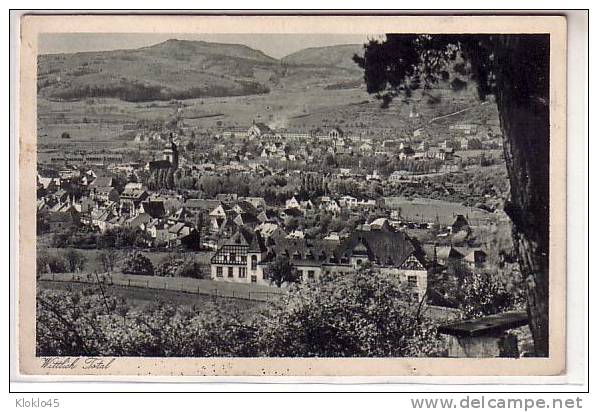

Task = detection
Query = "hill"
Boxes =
[281,44,364,71]
[37,39,364,102]
[36,39,493,148]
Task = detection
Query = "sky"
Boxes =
[38,33,382,59]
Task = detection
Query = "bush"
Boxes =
[37,251,68,274]
[256,271,442,357]
[157,253,205,279]
[122,252,154,276]
[459,272,519,319]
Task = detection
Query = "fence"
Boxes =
[39,272,286,303]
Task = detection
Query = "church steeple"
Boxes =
[162,132,179,169]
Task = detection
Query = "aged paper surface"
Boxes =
[17,14,567,378]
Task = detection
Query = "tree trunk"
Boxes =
[493,35,551,357]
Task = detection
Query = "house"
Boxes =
[255,222,286,240]
[241,197,267,210]
[105,214,128,232]
[257,209,281,224]
[168,207,193,225]
[318,196,341,214]
[285,196,301,210]
[166,222,194,247]
[145,219,171,246]
[183,198,220,218]
[463,250,488,269]
[339,195,358,208]
[37,170,60,192]
[435,246,465,266]
[285,196,314,211]
[210,228,268,284]
[210,228,428,298]
[88,176,113,189]
[90,186,119,203]
[247,122,273,139]
[126,213,152,230]
[233,212,260,229]
[232,200,259,216]
[120,186,149,216]
[369,217,392,231]
[208,203,236,232]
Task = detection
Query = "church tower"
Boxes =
[162,133,179,169]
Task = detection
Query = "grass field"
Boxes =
[383,197,495,226]
[38,271,285,301]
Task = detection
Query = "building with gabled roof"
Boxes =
[210,228,428,297]
[247,122,273,139]
[210,228,268,284]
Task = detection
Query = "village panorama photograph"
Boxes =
[35,32,551,359]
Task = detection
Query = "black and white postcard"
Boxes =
[16,14,567,377]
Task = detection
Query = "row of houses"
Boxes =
[210,226,429,300]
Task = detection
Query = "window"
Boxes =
[308,270,315,280]
[251,255,257,270]
[251,275,257,283]
[239,267,246,278]
[412,293,420,302]
[408,275,418,286]
[356,259,362,265]
[228,267,234,278]
[297,270,303,280]
[216,267,223,277]
[241,255,247,264]
[230,252,236,263]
